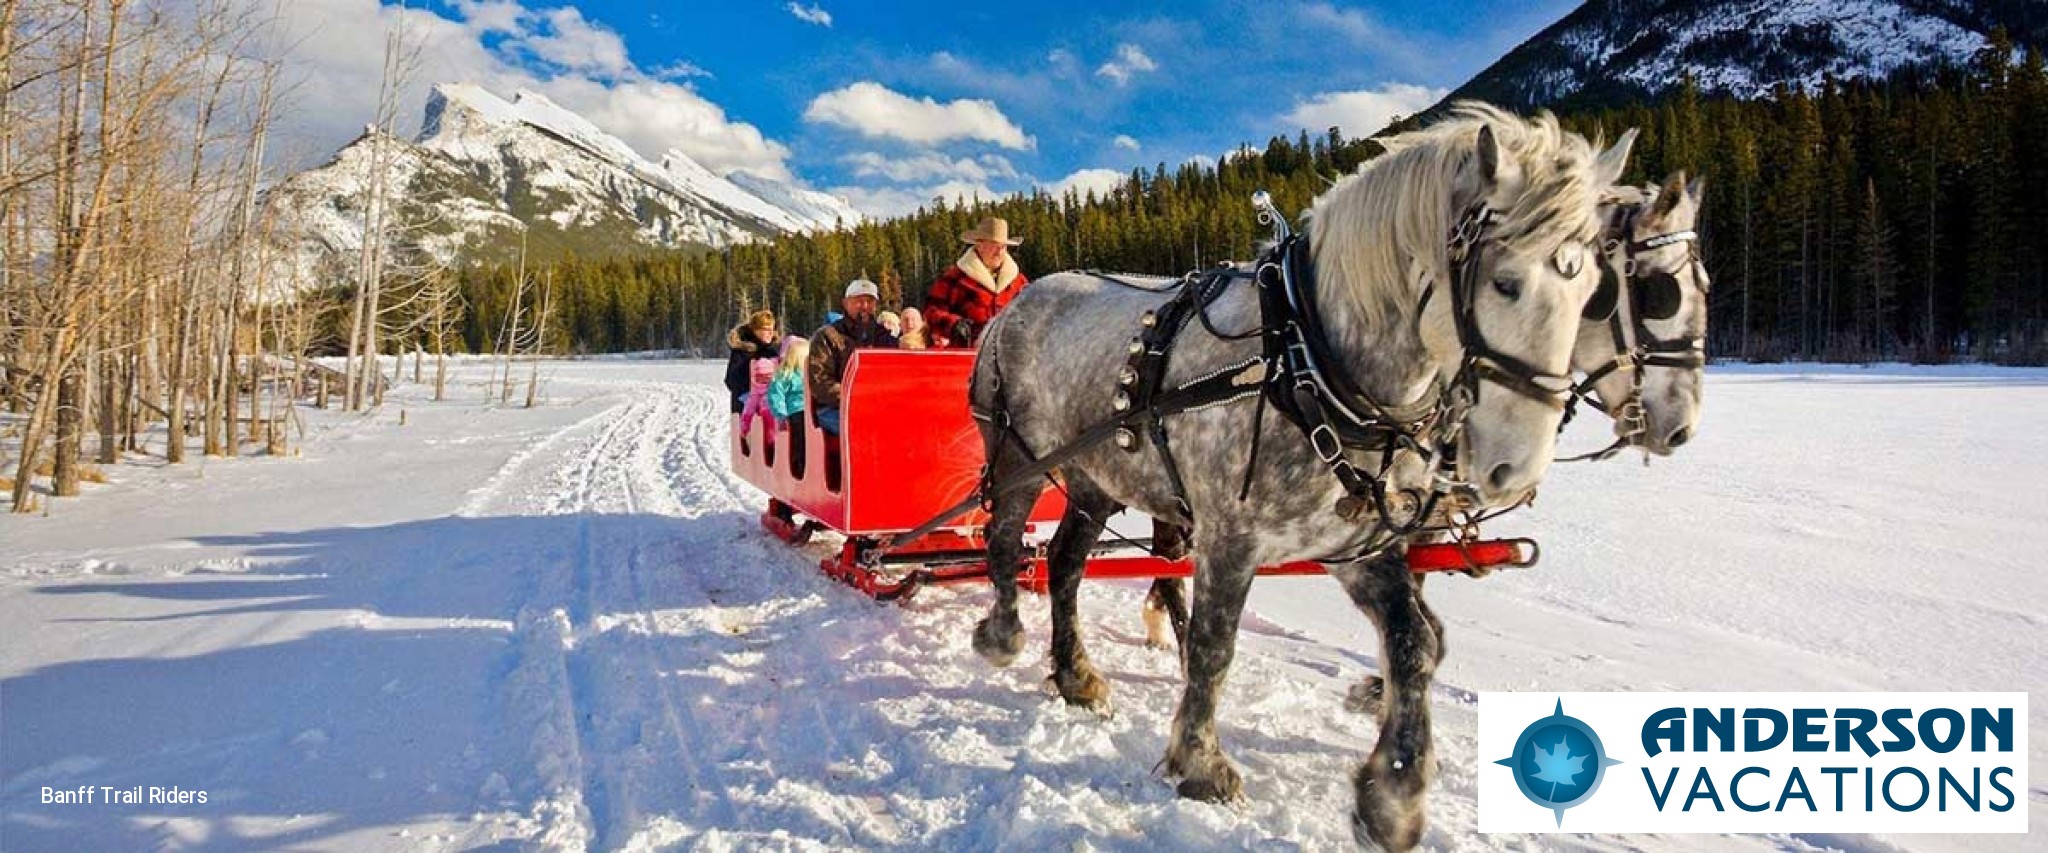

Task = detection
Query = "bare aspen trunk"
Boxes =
[222,311,239,453]
[166,311,189,462]
[203,317,224,456]
[54,366,81,496]
[524,271,550,408]
[11,370,58,511]
[97,349,117,463]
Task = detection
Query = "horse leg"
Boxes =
[1339,552,1442,851]
[1142,579,1188,652]
[1347,560,1446,717]
[1043,476,1118,712]
[1163,536,1257,802]
[1142,521,1192,651]
[973,473,1041,668]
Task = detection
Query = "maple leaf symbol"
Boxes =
[1528,736,1587,798]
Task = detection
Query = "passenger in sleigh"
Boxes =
[723,310,779,413]
[806,278,898,436]
[767,335,809,472]
[923,216,1029,348]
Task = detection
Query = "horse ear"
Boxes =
[1474,125,1500,188]
[1686,175,1707,203]
[1652,171,1688,219]
[1594,128,1637,187]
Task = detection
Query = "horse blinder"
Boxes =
[1633,271,1683,321]
[1582,267,1619,321]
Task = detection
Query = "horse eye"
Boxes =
[1492,277,1522,300]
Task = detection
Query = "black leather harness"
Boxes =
[890,201,1580,553]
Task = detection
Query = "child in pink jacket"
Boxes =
[739,349,779,444]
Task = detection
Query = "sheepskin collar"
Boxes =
[955,248,1021,294]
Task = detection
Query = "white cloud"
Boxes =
[786,2,832,27]
[1046,48,1082,79]
[517,6,634,79]
[843,152,1018,184]
[450,0,521,34]
[1045,168,1126,200]
[1095,44,1157,86]
[1291,2,1433,79]
[803,82,1032,150]
[259,0,788,179]
[545,77,795,180]
[1298,1,1377,42]
[1112,134,1140,151]
[651,60,712,81]
[1281,83,1446,138]
[830,180,1002,220]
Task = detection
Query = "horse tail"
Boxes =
[968,315,1016,504]
[970,314,1009,440]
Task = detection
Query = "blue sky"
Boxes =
[276,1,1580,217]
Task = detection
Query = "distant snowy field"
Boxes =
[1,359,2041,850]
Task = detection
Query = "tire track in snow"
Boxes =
[496,384,691,848]
[502,382,799,848]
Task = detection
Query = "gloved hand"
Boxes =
[952,320,973,345]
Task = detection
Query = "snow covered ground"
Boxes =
[1,359,2041,851]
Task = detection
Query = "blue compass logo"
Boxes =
[1493,699,1623,825]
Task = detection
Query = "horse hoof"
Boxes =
[1354,761,1429,851]
[1345,677,1385,716]
[1172,757,1243,803]
[1176,771,1242,804]
[1045,669,1115,715]
[972,615,1025,667]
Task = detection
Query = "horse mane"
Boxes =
[1304,102,1606,333]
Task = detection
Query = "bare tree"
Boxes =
[345,12,423,412]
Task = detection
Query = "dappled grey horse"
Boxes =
[1323,167,1717,718]
[966,104,1626,849]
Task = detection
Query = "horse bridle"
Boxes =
[1436,202,1583,413]
[1561,202,1708,459]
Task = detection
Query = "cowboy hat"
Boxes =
[958,216,1022,246]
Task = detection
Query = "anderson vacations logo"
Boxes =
[1478,692,2028,833]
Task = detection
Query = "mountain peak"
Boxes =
[274,81,863,290]
[1433,0,2038,113]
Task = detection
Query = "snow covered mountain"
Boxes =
[267,83,861,284]
[1436,0,2044,112]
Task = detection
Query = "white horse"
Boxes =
[1314,167,1717,728]
[966,104,1626,849]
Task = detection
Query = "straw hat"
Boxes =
[959,216,1022,246]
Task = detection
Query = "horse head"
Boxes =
[1576,169,1710,456]
[1314,104,1626,507]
